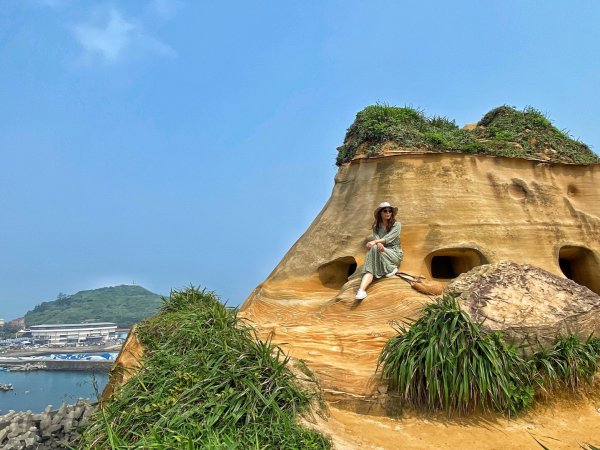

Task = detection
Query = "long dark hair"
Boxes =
[372,209,396,233]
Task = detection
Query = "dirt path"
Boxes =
[309,398,600,449]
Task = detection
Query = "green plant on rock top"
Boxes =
[79,286,330,449]
[336,104,483,165]
[336,103,599,165]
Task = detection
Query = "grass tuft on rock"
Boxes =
[378,296,600,417]
[378,296,533,416]
[530,335,600,393]
[336,104,599,165]
[80,287,330,449]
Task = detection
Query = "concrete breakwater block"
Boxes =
[0,400,96,450]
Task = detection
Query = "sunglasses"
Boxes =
[382,209,393,213]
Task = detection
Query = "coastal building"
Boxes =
[0,318,5,326]
[115,328,130,340]
[18,322,117,345]
[10,318,25,328]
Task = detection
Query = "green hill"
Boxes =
[24,285,163,328]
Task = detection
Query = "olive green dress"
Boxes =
[362,221,403,278]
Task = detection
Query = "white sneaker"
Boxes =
[355,289,367,300]
[385,268,398,278]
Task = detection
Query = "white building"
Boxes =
[19,322,117,345]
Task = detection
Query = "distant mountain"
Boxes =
[24,285,164,328]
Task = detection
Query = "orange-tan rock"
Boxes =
[104,147,600,448]
[100,325,144,404]
[240,150,600,402]
[238,149,600,446]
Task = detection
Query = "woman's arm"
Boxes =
[381,222,401,244]
[366,236,387,252]
[367,222,400,249]
[366,230,379,249]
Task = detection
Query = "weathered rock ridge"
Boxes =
[445,261,600,346]
[240,151,600,402]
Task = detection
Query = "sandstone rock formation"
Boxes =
[240,151,600,402]
[445,261,600,346]
[100,325,143,403]
[104,106,600,447]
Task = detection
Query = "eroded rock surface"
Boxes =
[100,325,144,403]
[445,261,600,345]
[241,152,600,401]
[103,150,600,447]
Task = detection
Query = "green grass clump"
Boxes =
[378,296,600,416]
[378,296,533,416]
[530,335,600,392]
[336,104,599,166]
[474,106,599,164]
[336,104,484,165]
[80,287,330,449]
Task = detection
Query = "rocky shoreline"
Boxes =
[0,343,122,358]
[2,362,46,372]
[0,401,96,450]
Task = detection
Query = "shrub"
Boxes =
[378,296,600,416]
[80,287,330,449]
[377,296,533,416]
[530,335,599,392]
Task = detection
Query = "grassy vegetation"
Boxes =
[378,296,600,416]
[378,296,533,416]
[530,335,600,393]
[24,285,162,328]
[79,287,330,449]
[336,104,599,165]
[474,106,599,164]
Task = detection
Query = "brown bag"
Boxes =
[409,279,443,295]
[396,272,443,295]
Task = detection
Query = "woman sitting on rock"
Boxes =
[355,202,403,300]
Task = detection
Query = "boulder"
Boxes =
[444,261,600,346]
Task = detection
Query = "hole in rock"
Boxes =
[508,180,529,200]
[426,248,488,280]
[567,184,579,197]
[318,256,357,289]
[558,246,600,294]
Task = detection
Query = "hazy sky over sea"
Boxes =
[1,0,599,320]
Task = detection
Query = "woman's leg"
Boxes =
[359,272,374,291]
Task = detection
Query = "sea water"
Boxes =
[0,370,108,413]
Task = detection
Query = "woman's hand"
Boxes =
[366,240,375,249]
[376,243,385,253]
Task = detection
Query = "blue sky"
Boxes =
[1,0,599,320]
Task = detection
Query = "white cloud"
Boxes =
[74,9,135,62]
[73,7,175,64]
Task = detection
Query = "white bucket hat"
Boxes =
[374,201,398,219]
